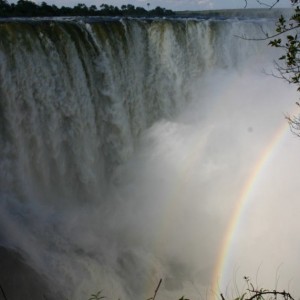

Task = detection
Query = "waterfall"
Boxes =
[0,18,272,203]
[0,15,298,300]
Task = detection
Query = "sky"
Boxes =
[41,0,292,11]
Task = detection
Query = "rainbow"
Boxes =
[210,115,295,300]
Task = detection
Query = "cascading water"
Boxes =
[0,12,300,300]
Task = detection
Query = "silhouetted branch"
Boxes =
[234,24,300,41]
[146,279,162,300]
[286,113,300,136]
[0,285,8,300]
[221,277,296,300]
[244,0,279,8]
[247,289,295,300]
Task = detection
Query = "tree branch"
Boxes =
[247,289,295,300]
[244,0,280,8]
[256,0,280,9]
[0,285,8,300]
[146,279,162,300]
[234,23,300,41]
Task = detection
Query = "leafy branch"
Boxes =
[88,290,106,300]
[221,277,295,300]
[237,0,300,136]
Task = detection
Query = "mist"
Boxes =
[108,68,300,298]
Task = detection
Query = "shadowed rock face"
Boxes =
[0,247,58,300]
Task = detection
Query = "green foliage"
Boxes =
[88,290,106,300]
[220,277,295,300]
[269,6,300,90]
[265,1,300,135]
[86,278,295,300]
[0,0,175,17]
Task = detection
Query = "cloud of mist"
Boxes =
[51,67,300,299]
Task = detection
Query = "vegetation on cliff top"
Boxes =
[0,0,175,17]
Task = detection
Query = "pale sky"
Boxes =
[42,0,292,11]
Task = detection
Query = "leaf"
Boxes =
[88,290,106,300]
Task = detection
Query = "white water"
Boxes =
[0,15,300,300]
